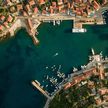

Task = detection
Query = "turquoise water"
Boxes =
[0,18,108,108]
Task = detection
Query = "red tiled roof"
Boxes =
[39,0,45,5]
[3,21,9,28]
[7,15,13,23]
[6,0,11,4]
[94,0,100,10]
[23,11,28,16]
[64,68,96,90]
[29,0,35,6]
[17,4,23,11]
[0,25,3,31]
[26,4,31,12]
[34,7,38,13]
[0,16,5,21]
[67,2,71,9]
[52,2,56,8]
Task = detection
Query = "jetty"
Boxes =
[25,19,40,45]
[31,80,51,99]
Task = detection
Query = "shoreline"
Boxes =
[41,50,108,108]
[0,19,41,45]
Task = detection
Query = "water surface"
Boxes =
[0,19,108,108]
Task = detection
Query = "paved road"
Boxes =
[17,14,75,21]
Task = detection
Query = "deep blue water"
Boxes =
[0,14,108,108]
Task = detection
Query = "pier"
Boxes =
[26,19,40,45]
[31,80,51,99]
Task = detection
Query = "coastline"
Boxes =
[0,18,41,45]
[0,19,108,108]
[43,51,108,108]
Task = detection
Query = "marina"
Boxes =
[32,48,108,108]
[0,6,108,108]
[0,0,108,108]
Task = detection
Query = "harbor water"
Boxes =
[0,14,108,108]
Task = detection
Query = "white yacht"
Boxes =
[73,67,78,72]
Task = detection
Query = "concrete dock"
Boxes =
[31,80,51,99]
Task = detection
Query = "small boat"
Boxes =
[105,56,108,60]
[91,48,95,55]
[84,65,86,68]
[45,66,48,69]
[53,65,56,67]
[89,56,92,61]
[100,51,103,57]
[58,72,65,78]
[52,68,56,71]
[49,77,58,85]
[81,65,85,69]
[53,53,59,57]
[46,75,49,80]
[56,20,60,25]
[53,20,55,26]
[73,67,78,72]
[46,85,48,87]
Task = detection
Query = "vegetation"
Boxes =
[97,0,103,4]
[49,68,108,108]
[0,0,2,6]
[49,82,96,108]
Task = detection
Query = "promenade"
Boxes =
[17,14,75,21]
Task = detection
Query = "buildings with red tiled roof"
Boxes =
[0,25,4,31]
[58,5,64,12]
[103,95,108,101]
[28,0,35,6]
[67,2,71,9]
[0,16,5,22]
[58,0,63,5]
[64,0,68,3]
[25,4,31,12]
[83,68,96,77]
[49,6,54,14]
[94,96,102,105]
[11,0,16,3]
[17,4,23,11]
[64,67,96,90]
[64,82,71,90]
[38,0,45,5]
[3,21,9,28]
[33,7,38,13]
[42,10,47,14]
[102,0,107,5]
[98,88,108,95]
[61,9,66,13]
[74,0,81,3]
[93,0,100,10]
[7,15,13,23]
[52,2,57,8]
[22,11,28,16]
[5,0,11,5]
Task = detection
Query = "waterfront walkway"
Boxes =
[17,14,75,21]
